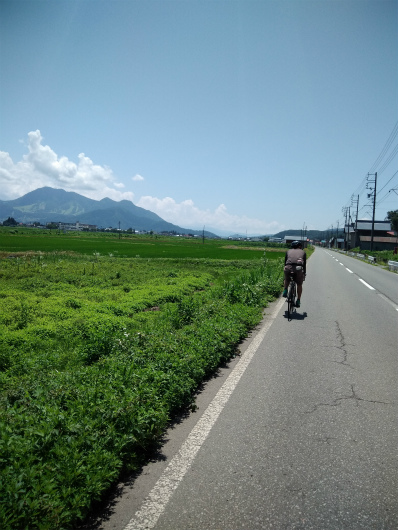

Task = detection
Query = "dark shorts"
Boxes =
[284,265,304,285]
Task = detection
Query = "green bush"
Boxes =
[350,248,397,264]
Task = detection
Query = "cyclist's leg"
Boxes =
[296,270,304,304]
[283,269,290,297]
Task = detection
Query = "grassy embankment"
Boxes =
[349,247,398,266]
[0,229,305,529]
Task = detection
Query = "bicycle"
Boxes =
[286,265,303,319]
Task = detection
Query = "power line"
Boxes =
[377,143,398,174]
[377,169,398,196]
[376,190,394,207]
[342,122,398,212]
[368,120,398,173]
[338,122,398,230]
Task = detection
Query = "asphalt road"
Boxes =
[90,248,398,530]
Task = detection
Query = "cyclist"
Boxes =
[282,240,306,307]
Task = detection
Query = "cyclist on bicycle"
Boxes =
[282,240,306,307]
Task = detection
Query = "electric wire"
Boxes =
[376,143,398,174]
[336,122,398,230]
[342,121,398,216]
[368,120,398,173]
[376,190,395,207]
[377,169,398,196]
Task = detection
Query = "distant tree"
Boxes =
[386,210,398,233]
[3,216,18,226]
[46,222,58,230]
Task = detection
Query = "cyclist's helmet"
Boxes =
[291,240,301,248]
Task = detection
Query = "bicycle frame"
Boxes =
[286,265,302,319]
[287,273,297,319]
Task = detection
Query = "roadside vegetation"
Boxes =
[349,247,398,266]
[0,229,299,529]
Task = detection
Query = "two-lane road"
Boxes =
[94,248,398,530]
[324,249,398,310]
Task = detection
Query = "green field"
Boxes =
[0,227,284,260]
[0,229,293,529]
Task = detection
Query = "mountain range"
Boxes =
[0,187,217,237]
[271,228,344,240]
[0,187,341,240]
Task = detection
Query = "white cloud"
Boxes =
[137,195,283,235]
[0,130,135,202]
[0,131,282,235]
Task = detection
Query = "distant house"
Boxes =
[329,237,345,249]
[283,235,308,248]
[56,221,97,232]
[347,220,397,251]
[336,238,345,249]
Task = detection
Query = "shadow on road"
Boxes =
[283,310,308,321]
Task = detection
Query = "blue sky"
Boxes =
[1,0,397,236]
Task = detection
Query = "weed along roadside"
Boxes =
[0,238,306,529]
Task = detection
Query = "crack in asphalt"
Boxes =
[303,321,392,414]
[304,384,391,414]
[330,320,353,368]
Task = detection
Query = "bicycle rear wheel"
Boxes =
[287,281,296,318]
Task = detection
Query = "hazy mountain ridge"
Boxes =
[0,188,336,238]
[272,229,344,240]
[0,187,216,236]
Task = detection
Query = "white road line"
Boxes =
[346,268,353,273]
[123,297,285,530]
[377,293,398,311]
[359,278,375,290]
[339,262,344,266]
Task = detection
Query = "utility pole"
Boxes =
[202,226,205,245]
[366,173,377,252]
[347,207,350,250]
[351,194,359,248]
[342,206,349,250]
[301,222,306,247]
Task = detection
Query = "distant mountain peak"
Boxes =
[0,187,217,237]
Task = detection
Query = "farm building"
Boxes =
[56,221,97,232]
[283,235,309,248]
[347,220,397,251]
